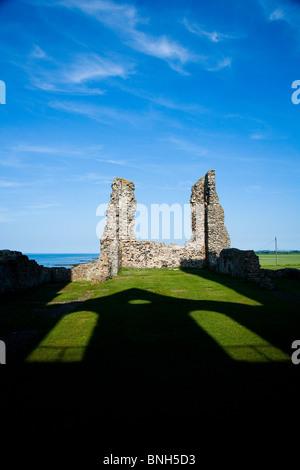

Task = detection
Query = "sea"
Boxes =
[25,253,99,269]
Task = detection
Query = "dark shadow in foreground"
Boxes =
[1,276,300,464]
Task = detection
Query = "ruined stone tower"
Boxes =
[204,170,231,267]
[189,176,205,248]
[99,178,137,277]
[101,178,137,243]
[187,169,230,267]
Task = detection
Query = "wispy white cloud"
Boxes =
[96,157,138,167]
[0,156,25,168]
[49,100,141,126]
[60,0,141,31]
[118,86,207,114]
[0,208,13,223]
[60,0,198,74]
[269,8,285,21]
[205,56,232,71]
[8,144,88,161]
[28,52,133,94]
[168,136,208,157]
[0,180,24,188]
[75,172,114,184]
[29,45,47,59]
[11,144,70,154]
[49,99,180,128]
[1,143,141,170]
[246,185,262,193]
[63,53,132,83]
[25,0,232,75]
[0,143,104,172]
[149,96,207,114]
[183,18,236,43]
[127,32,198,73]
[260,0,300,28]
[250,132,268,140]
[28,203,60,210]
[182,18,235,72]
[245,184,300,195]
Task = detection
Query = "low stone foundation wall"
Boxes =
[216,248,261,281]
[260,268,300,280]
[216,248,300,290]
[0,250,70,296]
[71,254,110,283]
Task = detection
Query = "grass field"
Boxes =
[1,266,299,364]
[1,267,300,463]
[256,251,300,269]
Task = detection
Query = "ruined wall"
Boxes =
[119,173,208,269]
[101,178,137,243]
[0,250,70,296]
[189,176,205,248]
[205,170,231,268]
[71,170,230,282]
[216,248,300,290]
[0,172,231,289]
[71,253,110,283]
[121,241,205,269]
[216,248,261,281]
[100,178,136,276]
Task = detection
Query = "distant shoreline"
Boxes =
[25,253,99,269]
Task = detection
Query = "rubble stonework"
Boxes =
[121,240,206,269]
[205,170,231,268]
[216,248,261,281]
[189,176,205,247]
[101,178,137,243]
[72,170,231,282]
[0,250,70,295]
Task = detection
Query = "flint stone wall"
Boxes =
[216,248,261,281]
[216,248,300,290]
[260,268,300,280]
[205,171,231,268]
[0,250,70,296]
[71,243,122,282]
[73,170,230,282]
[121,241,206,269]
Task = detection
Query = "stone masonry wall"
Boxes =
[205,170,231,268]
[0,172,228,287]
[189,176,205,248]
[100,178,136,275]
[0,250,70,296]
[121,241,206,269]
[216,248,300,290]
[216,248,261,281]
[71,170,230,282]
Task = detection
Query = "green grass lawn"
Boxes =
[257,252,300,269]
[1,267,300,462]
[1,266,298,364]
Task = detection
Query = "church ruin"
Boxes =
[1,170,271,295]
[72,169,231,282]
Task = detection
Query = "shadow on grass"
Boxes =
[1,271,300,462]
[180,267,300,355]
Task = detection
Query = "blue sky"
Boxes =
[0,0,300,253]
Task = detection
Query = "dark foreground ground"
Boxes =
[1,267,300,466]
